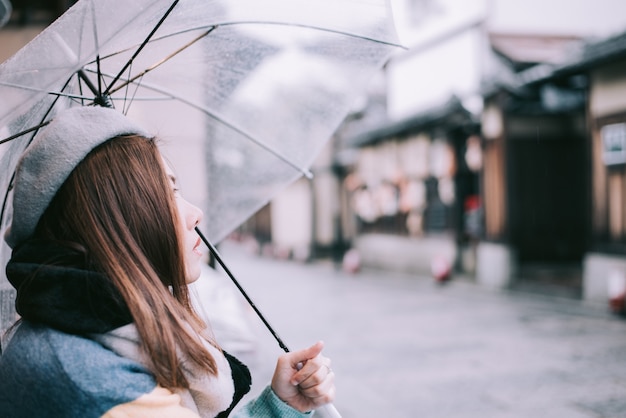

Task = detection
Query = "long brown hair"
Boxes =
[35,134,217,388]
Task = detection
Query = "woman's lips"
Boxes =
[192,237,203,255]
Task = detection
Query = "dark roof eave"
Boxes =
[346,97,475,148]
[514,31,626,87]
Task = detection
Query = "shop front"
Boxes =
[338,98,480,277]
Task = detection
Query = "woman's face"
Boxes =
[162,156,204,283]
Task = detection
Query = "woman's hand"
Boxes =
[270,341,335,413]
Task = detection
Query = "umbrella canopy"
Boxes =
[0,0,399,336]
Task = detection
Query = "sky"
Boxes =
[392,0,626,48]
[488,0,626,38]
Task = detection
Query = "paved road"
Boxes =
[200,241,626,418]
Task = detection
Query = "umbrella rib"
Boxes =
[137,20,404,49]
[0,74,313,179]
[0,78,180,104]
[96,55,104,99]
[105,27,217,97]
[91,71,314,178]
[0,121,50,146]
[0,74,74,145]
[0,73,72,231]
[0,79,99,102]
[143,87,314,178]
[218,20,404,48]
[84,19,403,68]
[73,20,403,103]
[90,0,103,99]
[0,93,174,145]
[48,91,167,102]
[103,0,181,97]
[0,82,109,104]
[0,81,71,95]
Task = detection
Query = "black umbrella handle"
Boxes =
[194,227,290,353]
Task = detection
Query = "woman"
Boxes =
[0,106,335,417]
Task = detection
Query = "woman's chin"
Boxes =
[185,267,202,284]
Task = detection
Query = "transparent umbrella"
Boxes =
[0,0,401,414]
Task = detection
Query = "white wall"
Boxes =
[387,0,626,120]
[387,26,484,119]
[391,0,487,48]
[271,177,312,253]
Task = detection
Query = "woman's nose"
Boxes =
[186,200,203,229]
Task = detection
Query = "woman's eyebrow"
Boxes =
[168,174,177,186]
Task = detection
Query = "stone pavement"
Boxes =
[201,241,626,418]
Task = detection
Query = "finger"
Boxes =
[289,341,324,370]
[298,374,336,404]
[297,361,333,390]
[288,341,325,385]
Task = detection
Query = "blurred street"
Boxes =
[199,240,626,418]
[3,2,626,417]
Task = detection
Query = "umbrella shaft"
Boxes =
[194,227,290,353]
[196,228,342,417]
